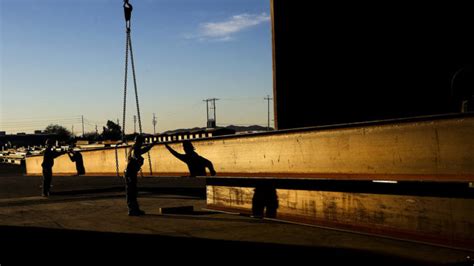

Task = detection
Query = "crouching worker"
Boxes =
[68,147,85,176]
[125,134,157,216]
[41,139,67,197]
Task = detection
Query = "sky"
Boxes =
[0,0,273,135]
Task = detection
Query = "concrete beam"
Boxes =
[26,115,474,181]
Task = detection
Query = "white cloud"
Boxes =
[189,13,270,41]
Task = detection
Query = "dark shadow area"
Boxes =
[0,187,204,209]
[0,187,206,207]
[145,213,282,224]
[165,141,216,177]
[0,225,441,265]
[272,1,474,129]
[0,193,126,208]
[0,163,25,176]
[189,210,221,215]
[51,186,124,196]
[141,187,205,199]
[146,195,203,201]
[48,186,203,198]
[0,170,206,200]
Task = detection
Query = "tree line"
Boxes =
[44,120,127,143]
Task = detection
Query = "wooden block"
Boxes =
[157,205,194,215]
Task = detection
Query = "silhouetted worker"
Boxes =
[125,134,156,216]
[67,148,85,176]
[165,141,216,177]
[41,139,66,197]
[252,181,278,219]
[123,0,133,30]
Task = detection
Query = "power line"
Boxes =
[83,118,108,125]
[0,115,82,121]
[0,115,124,134]
[219,97,262,102]
[0,118,82,125]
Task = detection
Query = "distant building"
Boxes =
[0,133,57,148]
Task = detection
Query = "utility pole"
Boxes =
[264,95,273,131]
[133,115,137,134]
[152,113,157,134]
[205,100,209,127]
[203,98,219,128]
[81,115,85,137]
[95,124,98,135]
[72,125,74,136]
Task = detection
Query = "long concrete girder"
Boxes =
[25,115,474,181]
[23,114,474,250]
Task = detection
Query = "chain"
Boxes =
[116,29,131,179]
[122,31,130,142]
[122,1,153,177]
[126,27,153,176]
[114,144,120,177]
[128,34,142,134]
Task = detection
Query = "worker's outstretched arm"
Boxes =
[53,150,67,159]
[165,144,186,162]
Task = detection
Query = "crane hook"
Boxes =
[123,0,133,31]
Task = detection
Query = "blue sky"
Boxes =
[0,0,273,135]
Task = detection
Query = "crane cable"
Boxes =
[115,0,153,178]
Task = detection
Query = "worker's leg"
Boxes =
[125,171,143,215]
[42,168,52,197]
[251,186,265,218]
[265,186,279,219]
